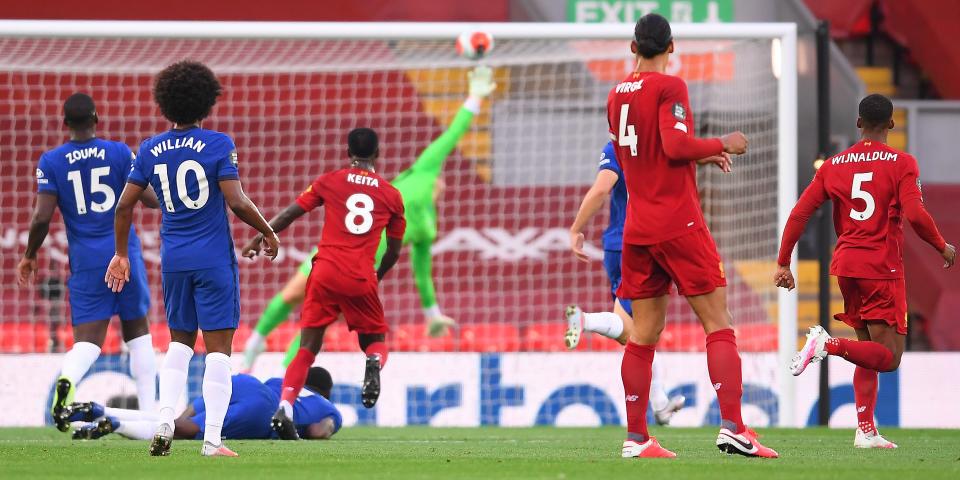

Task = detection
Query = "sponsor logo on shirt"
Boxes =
[36,168,44,178]
[36,168,48,184]
[672,102,686,121]
[230,150,239,167]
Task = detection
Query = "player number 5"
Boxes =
[345,193,374,234]
[618,104,639,156]
[849,172,875,221]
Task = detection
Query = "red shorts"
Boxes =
[617,228,727,300]
[834,276,908,335]
[300,264,388,335]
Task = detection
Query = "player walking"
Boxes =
[566,140,685,425]
[241,128,405,440]
[608,14,777,458]
[239,65,495,372]
[777,94,955,448]
[106,61,280,457]
[18,93,159,430]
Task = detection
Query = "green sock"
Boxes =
[255,293,294,337]
[282,333,302,367]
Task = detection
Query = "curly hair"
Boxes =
[153,60,222,125]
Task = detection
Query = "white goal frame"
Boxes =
[0,20,798,427]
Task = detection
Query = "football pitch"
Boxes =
[1,427,958,479]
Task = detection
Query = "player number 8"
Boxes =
[345,193,374,234]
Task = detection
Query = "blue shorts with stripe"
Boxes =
[162,264,239,332]
[602,250,633,317]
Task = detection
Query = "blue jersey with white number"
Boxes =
[36,138,143,273]
[128,127,239,272]
[598,141,627,252]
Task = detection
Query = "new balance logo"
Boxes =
[625,395,639,402]
[713,383,722,391]
[857,406,866,413]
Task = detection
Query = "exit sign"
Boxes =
[568,0,733,23]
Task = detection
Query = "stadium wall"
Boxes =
[2,352,957,428]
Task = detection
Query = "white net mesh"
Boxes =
[0,30,783,426]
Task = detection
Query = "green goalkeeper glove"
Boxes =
[468,65,497,99]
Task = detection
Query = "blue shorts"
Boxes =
[162,264,239,332]
[67,255,150,325]
[602,250,633,317]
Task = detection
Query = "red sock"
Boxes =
[621,342,654,443]
[705,328,745,434]
[853,367,878,434]
[364,341,388,368]
[824,338,894,371]
[280,348,316,405]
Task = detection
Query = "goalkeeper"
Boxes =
[243,65,496,370]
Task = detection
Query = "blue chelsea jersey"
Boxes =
[598,141,627,252]
[263,378,343,435]
[36,138,143,272]
[128,127,239,272]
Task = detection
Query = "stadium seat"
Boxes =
[521,323,579,352]
[658,323,706,352]
[149,323,171,352]
[0,322,49,353]
[390,324,456,352]
[459,323,519,352]
[266,322,298,352]
[322,322,358,352]
[54,322,121,354]
[735,323,779,352]
[587,334,623,352]
[232,324,252,352]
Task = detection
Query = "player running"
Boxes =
[776,94,955,449]
[608,14,777,458]
[68,367,341,441]
[18,93,159,432]
[566,140,685,425]
[240,65,496,372]
[241,127,405,440]
[106,60,280,457]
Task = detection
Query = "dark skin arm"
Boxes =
[221,179,280,259]
[105,182,143,292]
[241,202,306,259]
[377,236,403,281]
[17,193,58,285]
[139,185,160,209]
[302,417,337,440]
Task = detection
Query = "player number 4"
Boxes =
[618,104,638,156]
[345,193,375,234]
[850,172,875,221]
[66,167,116,215]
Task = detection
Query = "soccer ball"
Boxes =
[455,31,494,60]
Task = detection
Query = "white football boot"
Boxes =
[854,428,898,449]
[564,305,584,350]
[790,325,831,376]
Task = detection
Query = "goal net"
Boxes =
[0,21,797,427]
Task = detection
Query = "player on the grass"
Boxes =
[69,367,341,441]
[777,94,955,449]
[608,13,777,458]
[241,127,405,440]
[240,65,496,372]
[18,93,159,432]
[106,60,280,457]
[566,140,685,425]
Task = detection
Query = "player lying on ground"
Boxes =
[106,60,280,458]
[240,66,496,373]
[608,13,777,458]
[776,94,955,449]
[566,140,685,425]
[18,93,159,431]
[69,367,341,441]
[242,127,405,440]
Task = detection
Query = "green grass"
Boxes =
[1,427,958,479]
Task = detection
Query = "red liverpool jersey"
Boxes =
[296,167,405,282]
[607,71,723,245]
[783,141,927,279]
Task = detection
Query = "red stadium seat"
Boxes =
[735,323,778,352]
[391,324,456,352]
[53,322,122,354]
[266,322,298,352]
[322,322,358,352]
[459,323,520,352]
[232,324,252,352]
[587,334,624,352]
[0,322,49,353]
[659,323,706,352]
[150,323,171,352]
[521,323,578,352]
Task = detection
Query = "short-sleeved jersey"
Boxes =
[296,167,405,282]
[607,72,716,245]
[36,138,143,272]
[264,378,343,436]
[598,141,628,252]
[128,127,239,272]
[807,140,923,279]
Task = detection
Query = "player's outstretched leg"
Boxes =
[72,416,119,440]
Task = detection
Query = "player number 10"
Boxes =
[345,193,374,234]
[849,172,875,221]
[153,161,210,213]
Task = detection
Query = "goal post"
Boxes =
[0,21,798,427]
